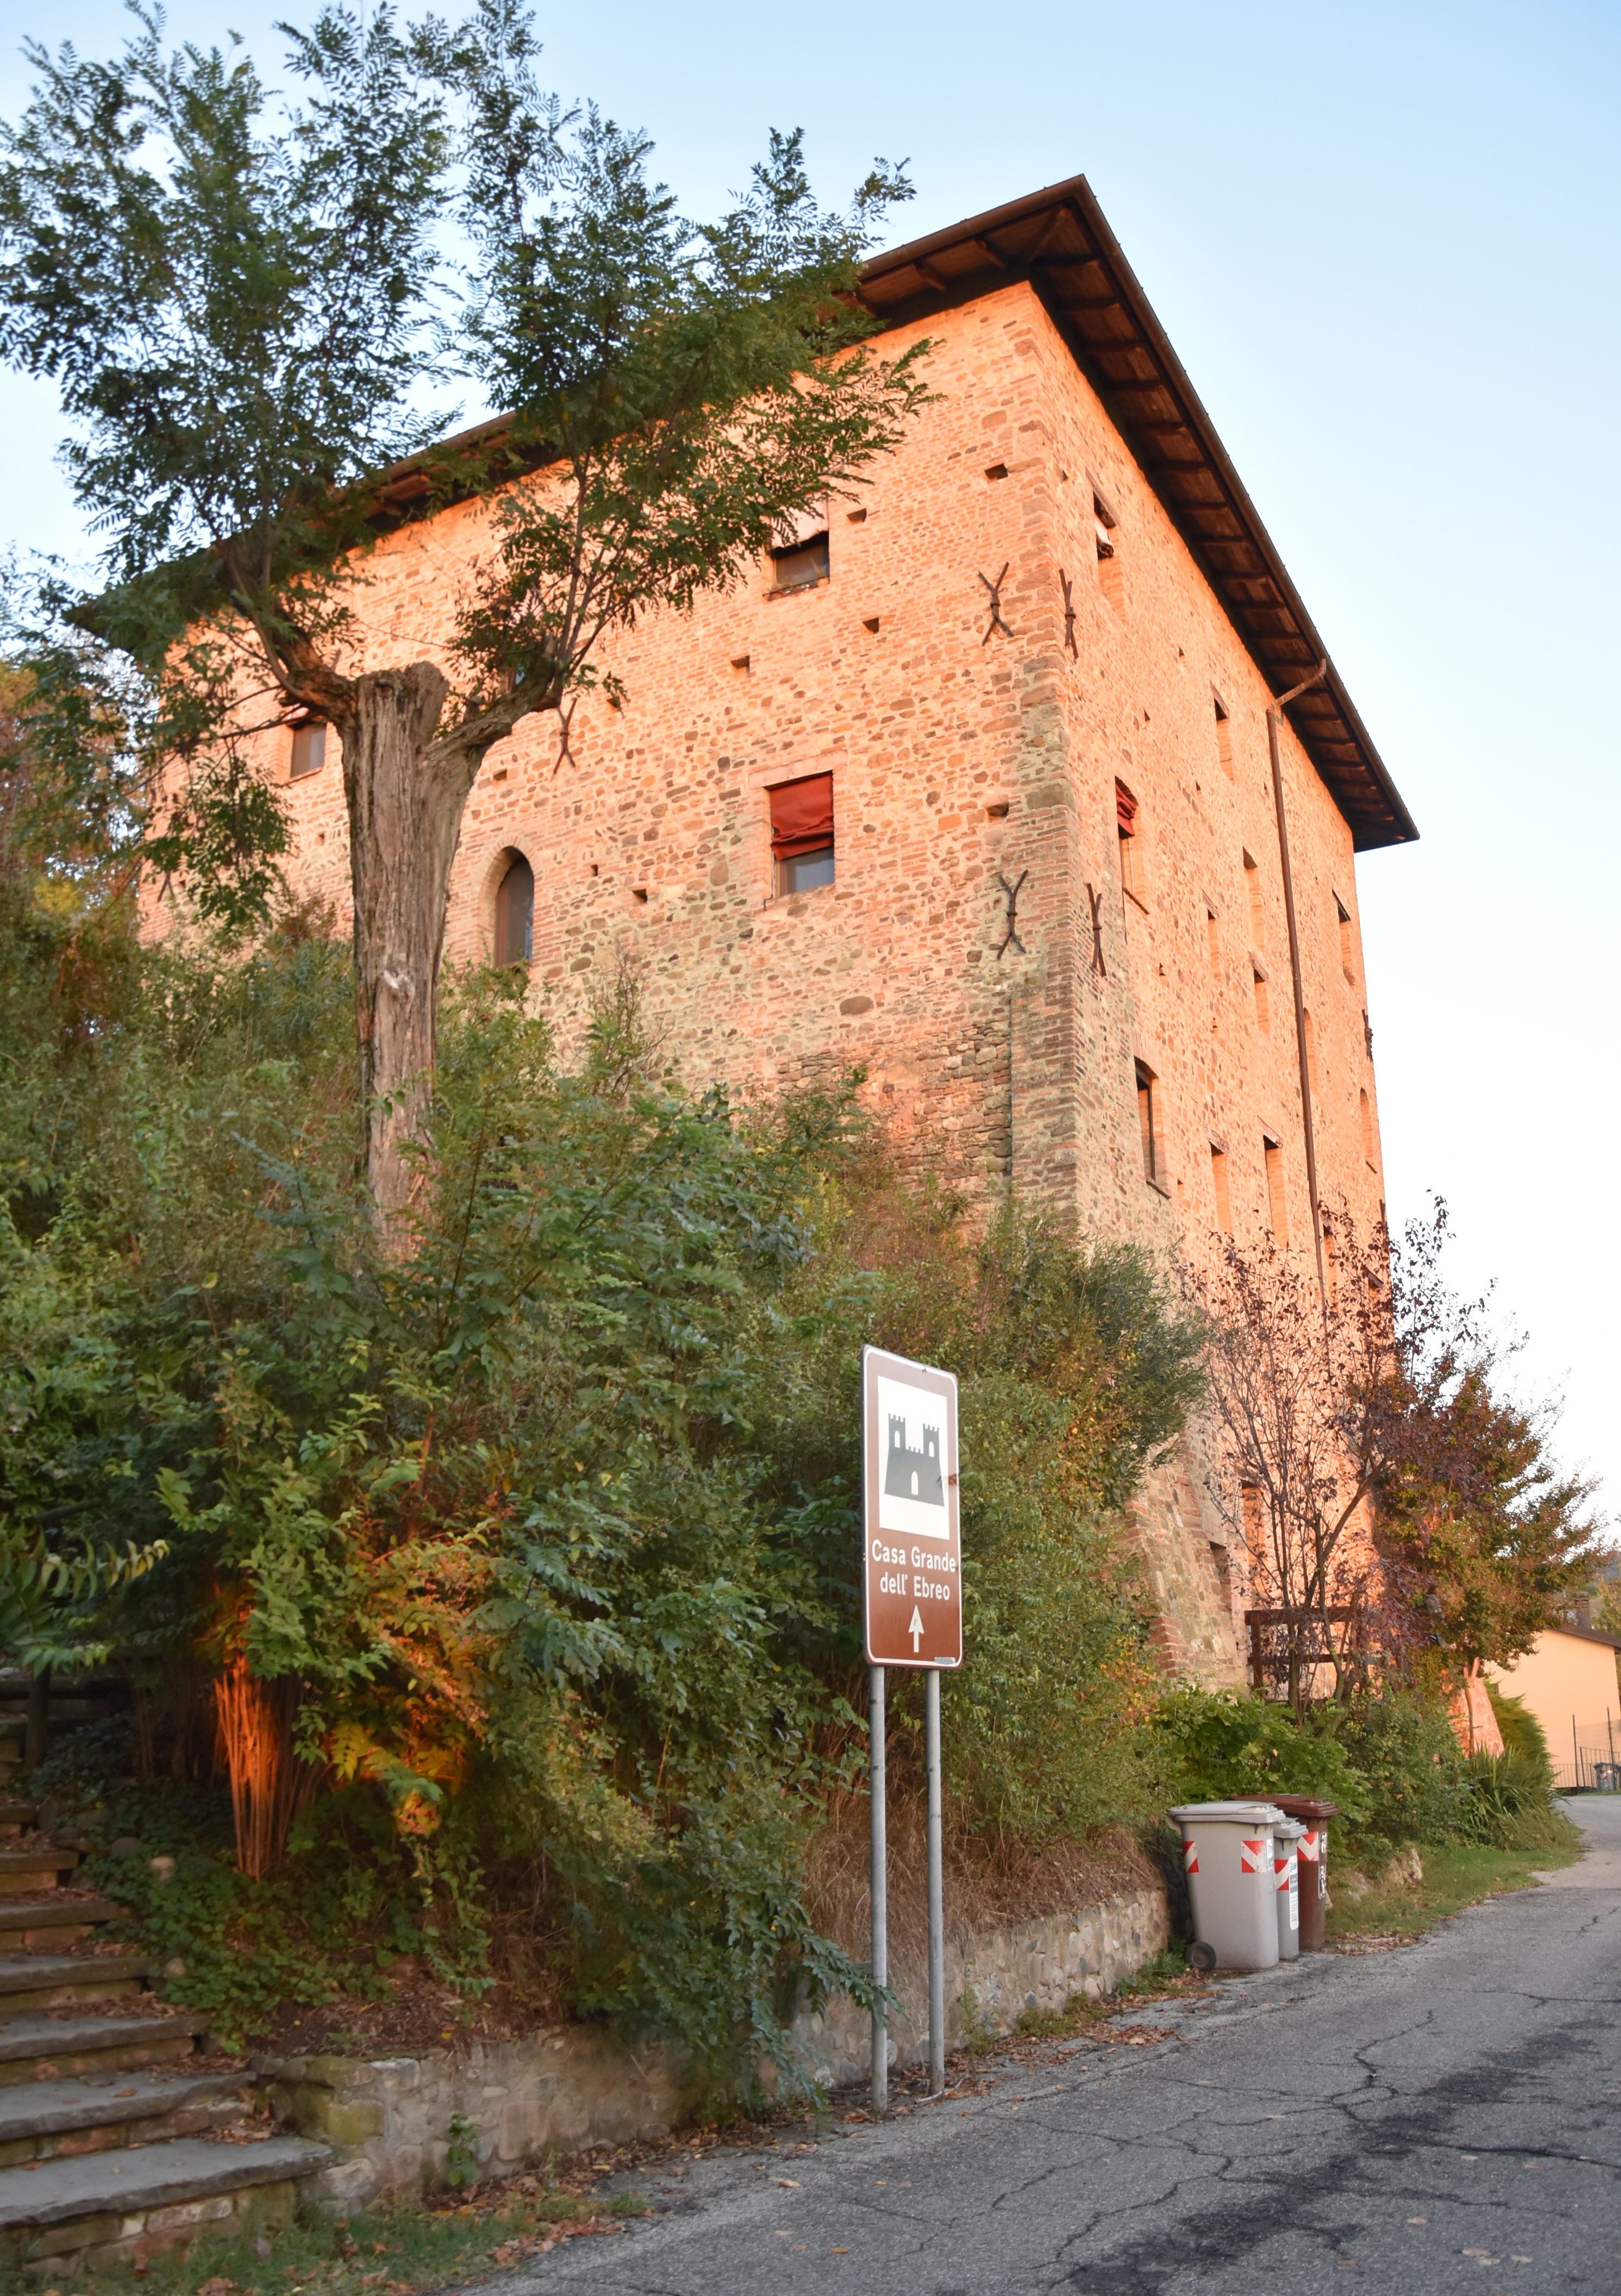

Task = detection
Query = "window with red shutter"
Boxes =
[769,773,835,893]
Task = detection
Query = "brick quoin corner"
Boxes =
[233,179,1416,1685]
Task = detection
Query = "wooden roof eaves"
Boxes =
[861,178,1418,854]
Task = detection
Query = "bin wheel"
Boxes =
[1186,1941,1217,1973]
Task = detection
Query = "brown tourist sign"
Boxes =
[861,1346,962,1669]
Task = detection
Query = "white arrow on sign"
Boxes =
[908,1606,924,1653]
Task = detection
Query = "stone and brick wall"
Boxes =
[224,277,1395,1687]
[259,1877,1171,2211]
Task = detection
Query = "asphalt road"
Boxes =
[510,1797,1621,2295]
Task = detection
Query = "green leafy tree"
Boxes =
[1373,1209,1600,1673]
[1188,1202,1599,1703]
[0,0,929,1216]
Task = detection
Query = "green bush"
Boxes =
[1,912,1205,2089]
[1326,1693,1468,1857]
[1152,1689,1373,1831]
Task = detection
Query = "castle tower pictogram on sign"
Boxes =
[885,1414,944,1506]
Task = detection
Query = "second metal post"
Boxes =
[925,1665,945,2095]
[869,1663,888,2115]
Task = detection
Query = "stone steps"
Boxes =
[0,1850,78,1899]
[0,2131,332,2278]
[0,2011,210,2087]
[0,2069,248,2167]
[0,1897,122,1950]
[0,1953,151,2018]
[0,1679,334,2268]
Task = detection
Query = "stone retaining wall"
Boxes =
[260,1880,1169,2214]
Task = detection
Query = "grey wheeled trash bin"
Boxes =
[1273,1816,1305,1960]
[1171,1801,1284,1972]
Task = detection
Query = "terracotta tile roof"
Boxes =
[860,177,1416,853]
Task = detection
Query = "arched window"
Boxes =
[494,853,534,966]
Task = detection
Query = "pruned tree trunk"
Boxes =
[342,664,483,1222]
[215,1659,322,1879]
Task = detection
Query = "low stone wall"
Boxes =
[791,1884,1170,2088]
[260,1880,1169,2214]
[258,2032,687,2216]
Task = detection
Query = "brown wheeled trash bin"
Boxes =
[1269,1795,1338,1951]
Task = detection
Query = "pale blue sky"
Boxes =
[4,2,1618,1524]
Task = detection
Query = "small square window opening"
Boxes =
[289,722,327,778]
[770,772,836,895]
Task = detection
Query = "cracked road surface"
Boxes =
[502,1797,1621,2294]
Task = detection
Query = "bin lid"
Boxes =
[1272,1816,1307,1839]
[1169,1801,1285,1823]
[1268,1794,1340,1820]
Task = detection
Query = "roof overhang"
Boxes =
[860,178,1416,853]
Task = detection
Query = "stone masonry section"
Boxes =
[228,232,1403,1687]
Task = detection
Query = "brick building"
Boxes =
[262,177,1416,1685]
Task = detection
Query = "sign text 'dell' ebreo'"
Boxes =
[861,1346,962,1668]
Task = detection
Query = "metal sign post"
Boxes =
[868,1662,887,2116]
[925,1667,945,2095]
[861,1346,962,2112]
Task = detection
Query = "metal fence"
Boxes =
[1553,1718,1621,1793]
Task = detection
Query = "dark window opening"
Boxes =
[494,853,534,966]
[1243,849,1265,946]
[769,531,830,593]
[1263,1135,1288,1242]
[770,772,835,894]
[290,721,327,779]
[1136,1060,1161,1185]
[1116,780,1142,900]
[1213,692,1234,775]
[1211,1143,1232,1231]
[1337,893,1356,983]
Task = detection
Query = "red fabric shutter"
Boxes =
[769,773,835,860]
